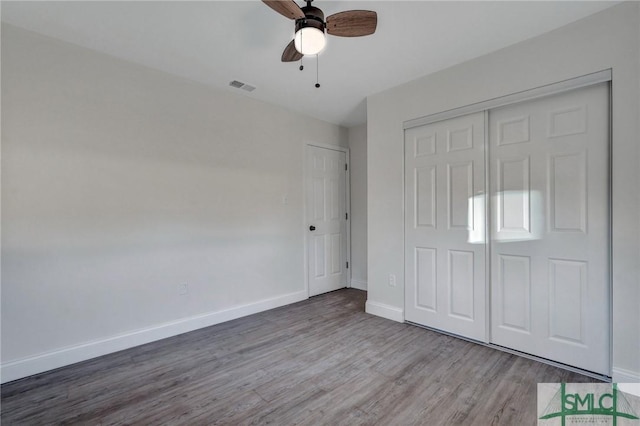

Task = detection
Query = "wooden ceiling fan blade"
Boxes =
[262,0,305,20]
[282,40,303,62]
[326,10,377,37]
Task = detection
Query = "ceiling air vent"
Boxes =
[229,80,256,92]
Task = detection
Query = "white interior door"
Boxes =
[404,112,487,341]
[306,145,348,297]
[489,83,610,375]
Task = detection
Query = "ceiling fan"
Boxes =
[262,0,378,62]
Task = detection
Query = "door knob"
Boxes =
[309,226,316,231]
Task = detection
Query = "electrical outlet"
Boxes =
[388,274,396,287]
[178,283,188,295]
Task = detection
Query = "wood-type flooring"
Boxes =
[1,289,598,425]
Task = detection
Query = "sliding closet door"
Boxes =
[404,112,487,341]
[489,83,609,375]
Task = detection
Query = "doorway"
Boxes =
[306,144,349,296]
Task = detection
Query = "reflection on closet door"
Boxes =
[489,83,609,375]
[404,112,487,342]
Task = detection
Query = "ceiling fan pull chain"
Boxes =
[315,54,320,88]
[299,28,304,71]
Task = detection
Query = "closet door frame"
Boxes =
[403,70,611,130]
[402,69,612,379]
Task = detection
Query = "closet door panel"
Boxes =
[405,112,487,341]
[489,83,609,375]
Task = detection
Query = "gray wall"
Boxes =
[366,2,640,381]
[1,24,347,382]
[348,124,367,290]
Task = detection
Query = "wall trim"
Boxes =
[612,367,640,383]
[365,300,404,322]
[350,279,368,291]
[0,290,308,384]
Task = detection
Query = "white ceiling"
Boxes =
[1,1,618,127]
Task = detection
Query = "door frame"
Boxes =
[403,69,611,130]
[401,69,613,379]
[303,142,351,298]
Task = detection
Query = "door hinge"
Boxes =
[346,212,348,220]
[346,262,349,269]
[345,164,348,171]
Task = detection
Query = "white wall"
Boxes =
[1,24,347,382]
[347,124,367,291]
[367,2,640,381]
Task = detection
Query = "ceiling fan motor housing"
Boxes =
[296,5,325,33]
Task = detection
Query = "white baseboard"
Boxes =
[350,279,367,291]
[613,367,640,383]
[1,290,308,384]
[365,300,404,323]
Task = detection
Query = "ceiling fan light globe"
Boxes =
[294,27,326,55]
